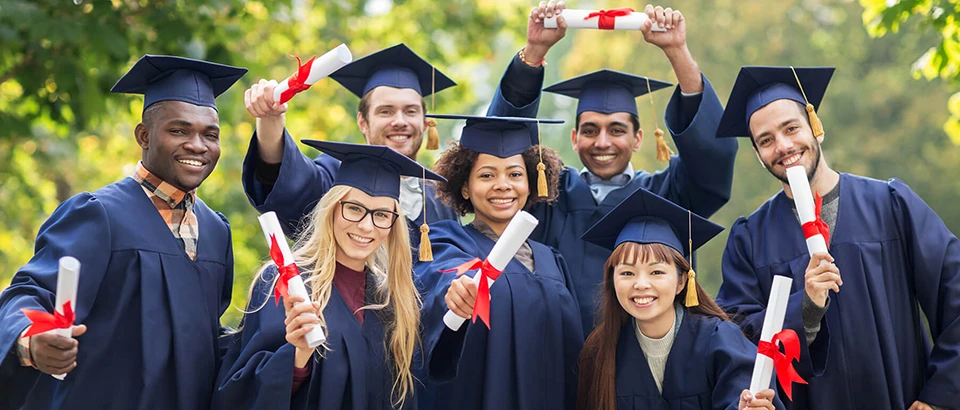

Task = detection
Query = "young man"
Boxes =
[0,55,245,409]
[241,44,459,250]
[487,3,737,331]
[715,65,960,410]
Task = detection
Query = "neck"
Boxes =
[782,162,839,199]
[473,215,507,237]
[636,305,676,339]
[335,254,365,272]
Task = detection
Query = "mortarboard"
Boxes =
[111,54,247,111]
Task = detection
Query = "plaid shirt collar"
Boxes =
[132,162,196,207]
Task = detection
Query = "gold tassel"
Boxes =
[418,223,433,261]
[426,118,439,150]
[654,128,673,162]
[806,103,824,138]
[684,269,699,307]
[537,162,547,198]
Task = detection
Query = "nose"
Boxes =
[183,132,209,154]
[356,212,376,231]
[493,175,512,192]
[389,111,407,128]
[594,129,612,149]
[633,275,651,290]
[774,134,795,155]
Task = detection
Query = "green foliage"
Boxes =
[2,0,959,328]
[862,0,960,144]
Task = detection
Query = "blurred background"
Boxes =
[2,0,958,326]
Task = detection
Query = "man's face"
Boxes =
[571,111,642,180]
[357,86,427,159]
[749,99,822,184]
[136,101,221,192]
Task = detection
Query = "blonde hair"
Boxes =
[246,185,420,407]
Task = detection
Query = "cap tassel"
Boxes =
[647,77,673,162]
[684,269,699,307]
[791,66,825,139]
[536,120,548,198]
[426,118,440,150]
[419,223,433,261]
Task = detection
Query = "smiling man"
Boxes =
[486,3,738,332]
[0,55,245,409]
[714,66,960,410]
[241,44,459,252]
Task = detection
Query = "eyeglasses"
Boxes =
[339,200,399,229]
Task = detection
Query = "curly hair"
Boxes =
[432,143,563,216]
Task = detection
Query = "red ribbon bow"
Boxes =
[801,192,830,247]
[584,7,635,30]
[21,301,75,338]
[269,234,301,305]
[440,258,503,329]
[757,328,808,400]
[278,55,317,104]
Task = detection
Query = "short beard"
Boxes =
[769,143,821,185]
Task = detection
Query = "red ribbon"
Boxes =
[757,329,808,400]
[584,7,635,30]
[439,258,503,329]
[21,301,75,338]
[801,192,830,247]
[269,234,301,305]
[278,55,317,104]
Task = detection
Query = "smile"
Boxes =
[592,154,617,163]
[347,233,373,245]
[178,159,205,168]
[780,152,802,167]
[632,296,656,306]
[386,134,411,142]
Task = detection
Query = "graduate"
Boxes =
[214,141,445,410]
[415,115,584,410]
[0,55,246,409]
[577,187,782,410]
[241,44,459,251]
[486,3,737,332]
[714,66,960,410]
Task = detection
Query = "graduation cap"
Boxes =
[331,44,456,151]
[544,69,675,162]
[299,139,446,261]
[716,66,835,139]
[581,186,724,307]
[111,55,247,111]
[427,114,564,198]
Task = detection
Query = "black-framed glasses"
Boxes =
[339,200,399,229]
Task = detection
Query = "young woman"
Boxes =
[415,115,584,410]
[577,187,783,410]
[213,141,445,410]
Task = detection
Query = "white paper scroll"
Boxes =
[786,166,829,257]
[442,211,540,331]
[258,212,326,348]
[749,275,793,394]
[51,256,80,380]
[273,43,353,104]
[544,9,666,32]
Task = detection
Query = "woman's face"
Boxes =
[613,256,685,337]
[462,153,529,233]
[333,188,397,271]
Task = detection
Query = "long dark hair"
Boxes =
[576,242,729,410]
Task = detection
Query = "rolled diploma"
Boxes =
[258,212,326,348]
[52,256,80,380]
[442,211,540,331]
[786,166,829,257]
[749,275,793,394]
[273,43,353,103]
[544,9,665,31]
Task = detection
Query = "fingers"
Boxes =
[71,324,87,337]
[445,277,479,319]
[31,334,80,374]
[284,299,316,326]
[245,79,282,118]
[654,5,666,29]
[283,295,305,315]
[530,6,539,23]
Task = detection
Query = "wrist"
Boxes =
[294,347,313,369]
[519,45,548,67]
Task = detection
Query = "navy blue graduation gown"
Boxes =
[240,130,458,248]
[716,174,960,409]
[415,220,584,410]
[613,314,783,410]
[0,177,234,410]
[487,74,737,333]
[213,265,411,410]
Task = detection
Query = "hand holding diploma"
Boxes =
[543,6,666,32]
[441,211,539,330]
[259,212,326,348]
[786,166,841,307]
[272,43,352,104]
[749,275,807,401]
[21,256,87,378]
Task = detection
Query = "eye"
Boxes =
[618,270,634,276]
[786,125,800,133]
[509,171,524,178]
[378,109,391,116]
[346,204,363,213]
[610,128,627,135]
[758,137,772,147]
[205,133,220,139]
[479,172,494,179]
[373,210,390,219]
[406,109,419,115]
[170,129,186,135]
[580,128,597,136]
[651,270,666,276]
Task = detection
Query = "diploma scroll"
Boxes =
[544,9,666,32]
[258,212,326,348]
[273,43,353,104]
[786,166,829,257]
[442,211,539,331]
[748,275,792,394]
[52,256,80,380]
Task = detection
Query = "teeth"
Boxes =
[489,199,513,204]
[593,154,616,162]
[632,297,654,305]
[387,135,410,141]
[179,159,203,167]
[347,233,373,244]
[782,153,801,166]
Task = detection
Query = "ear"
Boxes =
[753,146,767,169]
[461,183,469,200]
[569,128,579,153]
[632,129,643,153]
[135,123,150,150]
[816,133,825,144]
[676,272,687,295]
[357,111,370,140]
